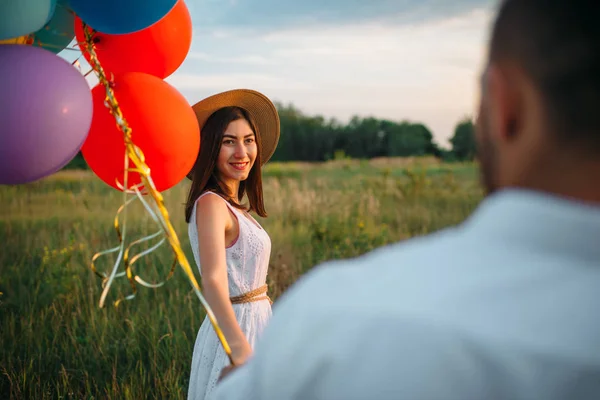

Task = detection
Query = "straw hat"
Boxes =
[187,89,280,180]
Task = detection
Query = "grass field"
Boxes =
[0,158,483,399]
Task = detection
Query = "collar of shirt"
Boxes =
[463,188,600,262]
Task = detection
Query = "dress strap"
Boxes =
[197,191,238,214]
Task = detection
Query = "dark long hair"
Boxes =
[184,106,267,223]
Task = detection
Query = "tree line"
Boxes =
[65,102,477,170]
[271,102,476,162]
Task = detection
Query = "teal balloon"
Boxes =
[0,0,57,40]
[32,1,75,54]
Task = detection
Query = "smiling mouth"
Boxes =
[230,162,249,171]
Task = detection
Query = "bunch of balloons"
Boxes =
[0,0,200,192]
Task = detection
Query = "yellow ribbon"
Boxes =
[0,35,33,45]
[80,23,233,363]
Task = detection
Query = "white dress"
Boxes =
[187,191,273,400]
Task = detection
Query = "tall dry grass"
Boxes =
[0,160,482,399]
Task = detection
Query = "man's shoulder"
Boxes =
[253,226,491,399]
[272,226,467,318]
[294,226,463,286]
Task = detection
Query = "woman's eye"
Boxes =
[245,138,255,143]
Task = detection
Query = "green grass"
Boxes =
[0,158,483,399]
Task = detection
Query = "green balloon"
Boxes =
[0,0,56,40]
[32,1,74,54]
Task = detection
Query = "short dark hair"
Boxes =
[490,0,600,151]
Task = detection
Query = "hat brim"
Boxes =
[186,89,280,180]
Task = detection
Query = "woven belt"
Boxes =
[230,284,272,305]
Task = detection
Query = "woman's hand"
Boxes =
[218,363,241,382]
[219,343,251,383]
[216,340,251,383]
[230,339,253,365]
[218,339,252,383]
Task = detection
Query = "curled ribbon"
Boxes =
[80,23,234,363]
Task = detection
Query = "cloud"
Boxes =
[186,52,272,66]
[166,72,312,92]
[166,6,494,146]
[59,1,497,148]
[190,0,496,33]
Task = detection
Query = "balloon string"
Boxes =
[31,38,73,51]
[0,35,33,45]
[80,22,234,363]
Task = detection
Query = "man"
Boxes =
[213,0,600,398]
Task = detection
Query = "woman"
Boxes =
[184,89,280,400]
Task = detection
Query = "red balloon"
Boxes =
[74,0,192,79]
[81,72,200,192]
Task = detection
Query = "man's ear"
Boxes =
[485,63,520,144]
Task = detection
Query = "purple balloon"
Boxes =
[0,44,93,184]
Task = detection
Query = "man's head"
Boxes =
[476,0,600,198]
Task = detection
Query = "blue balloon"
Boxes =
[0,0,57,40]
[33,1,75,54]
[68,0,177,35]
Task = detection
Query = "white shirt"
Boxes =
[212,189,600,400]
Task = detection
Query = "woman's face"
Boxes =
[216,118,257,185]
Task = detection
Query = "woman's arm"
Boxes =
[195,194,252,365]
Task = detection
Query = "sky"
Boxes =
[67,0,499,148]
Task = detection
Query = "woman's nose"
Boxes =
[234,143,247,158]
